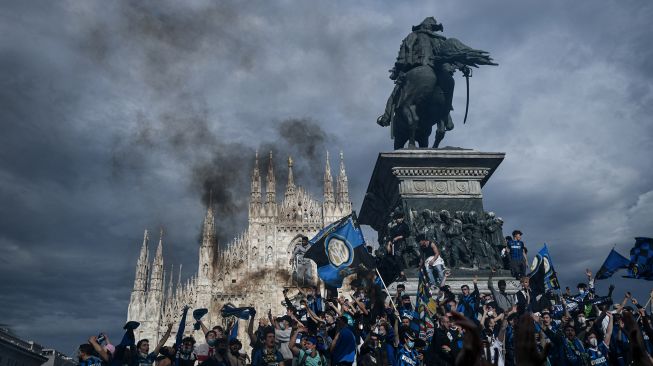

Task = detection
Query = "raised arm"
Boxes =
[153,324,173,355]
[175,305,190,347]
[288,326,303,357]
[89,336,110,362]
[247,316,256,343]
[604,312,614,346]
[199,320,209,336]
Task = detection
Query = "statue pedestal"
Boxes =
[387,269,521,296]
[359,147,504,232]
[359,148,519,295]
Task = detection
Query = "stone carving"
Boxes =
[408,208,505,270]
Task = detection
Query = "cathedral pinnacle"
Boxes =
[266,151,276,203]
[324,151,335,204]
[337,151,350,206]
[250,151,262,207]
[202,201,216,247]
[285,155,296,197]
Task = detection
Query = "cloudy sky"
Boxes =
[1,0,652,354]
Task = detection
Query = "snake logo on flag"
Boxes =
[327,236,351,267]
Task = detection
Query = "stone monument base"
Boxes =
[387,268,520,297]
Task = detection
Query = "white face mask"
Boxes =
[488,311,495,317]
[589,338,598,347]
[579,289,586,295]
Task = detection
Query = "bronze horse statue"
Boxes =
[377,19,497,149]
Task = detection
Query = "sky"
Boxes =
[1,0,652,354]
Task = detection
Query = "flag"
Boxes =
[625,237,653,279]
[415,268,437,340]
[304,213,375,288]
[595,249,630,280]
[220,303,254,320]
[528,244,560,297]
[228,320,238,340]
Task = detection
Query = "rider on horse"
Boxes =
[377,17,455,130]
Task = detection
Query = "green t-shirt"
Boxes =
[296,349,324,366]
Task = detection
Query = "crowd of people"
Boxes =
[76,230,653,366]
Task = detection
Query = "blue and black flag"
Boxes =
[595,249,630,280]
[625,237,653,280]
[528,244,560,297]
[304,213,375,288]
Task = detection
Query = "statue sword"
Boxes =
[461,66,472,124]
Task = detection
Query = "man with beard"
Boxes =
[226,339,247,366]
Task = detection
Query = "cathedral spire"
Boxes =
[285,156,296,198]
[166,264,174,301]
[144,229,164,335]
[202,201,216,248]
[265,151,276,204]
[251,151,262,202]
[132,230,149,292]
[324,151,335,204]
[337,151,351,207]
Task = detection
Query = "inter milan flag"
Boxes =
[595,249,630,280]
[415,268,438,340]
[625,237,653,280]
[528,244,560,297]
[305,213,375,288]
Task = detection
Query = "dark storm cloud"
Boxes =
[1,0,652,353]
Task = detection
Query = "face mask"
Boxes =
[579,289,586,295]
[300,305,306,310]
[589,338,597,347]
[488,311,495,317]
[279,323,286,330]
[578,317,586,325]
[207,339,216,347]
[406,340,414,349]
[217,348,227,355]
[182,346,192,354]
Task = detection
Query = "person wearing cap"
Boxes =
[269,311,293,362]
[396,328,419,366]
[288,325,326,366]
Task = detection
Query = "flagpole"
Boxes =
[375,268,399,314]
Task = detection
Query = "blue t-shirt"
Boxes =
[509,240,525,260]
[79,356,103,366]
[252,348,284,366]
[331,327,356,363]
[396,347,419,366]
[587,342,609,366]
